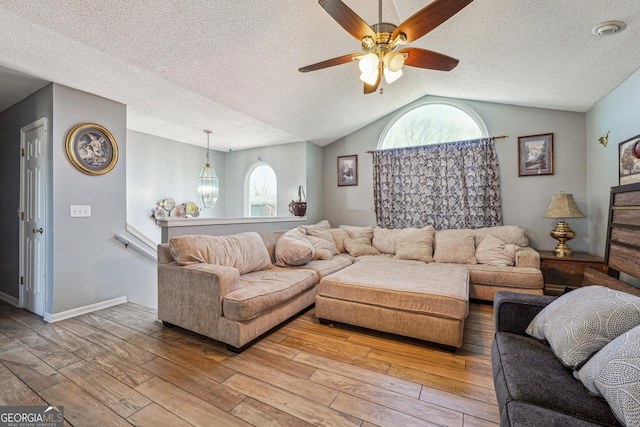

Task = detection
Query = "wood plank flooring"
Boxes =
[0,299,499,426]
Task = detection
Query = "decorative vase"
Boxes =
[289,201,307,217]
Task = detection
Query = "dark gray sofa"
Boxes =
[491,291,621,427]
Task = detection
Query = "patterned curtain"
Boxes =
[373,137,502,230]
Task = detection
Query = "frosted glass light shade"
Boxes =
[198,164,219,208]
[383,51,405,72]
[384,68,403,84]
[359,53,379,74]
[360,70,379,85]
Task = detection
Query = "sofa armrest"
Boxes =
[515,246,540,269]
[158,263,240,337]
[494,291,556,335]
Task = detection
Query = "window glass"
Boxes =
[247,164,277,217]
[379,101,487,149]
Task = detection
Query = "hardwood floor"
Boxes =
[0,299,499,426]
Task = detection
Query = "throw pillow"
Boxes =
[526,285,640,369]
[343,237,381,257]
[329,228,350,253]
[394,226,435,263]
[307,229,340,255]
[474,225,529,247]
[274,228,314,266]
[169,232,272,274]
[575,324,640,427]
[306,235,336,260]
[433,231,477,264]
[475,235,517,266]
[339,225,374,240]
[372,227,401,254]
[299,220,331,233]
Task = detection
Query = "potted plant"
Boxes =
[289,185,307,216]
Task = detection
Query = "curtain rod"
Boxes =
[365,135,509,153]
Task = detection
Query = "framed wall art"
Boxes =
[619,134,640,185]
[65,123,118,175]
[338,155,358,186]
[518,133,554,176]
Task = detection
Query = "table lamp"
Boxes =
[543,192,585,257]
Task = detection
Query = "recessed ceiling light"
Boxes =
[592,21,627,36]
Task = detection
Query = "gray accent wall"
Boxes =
[322,96,588,253]
[0,84,53,302]
[586,67,640,256]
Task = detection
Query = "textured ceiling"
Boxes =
[1,0,639,151]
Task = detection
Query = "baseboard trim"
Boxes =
[0,291,19,307]
[44,296,128,323]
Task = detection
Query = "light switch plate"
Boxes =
[70,205,91,217]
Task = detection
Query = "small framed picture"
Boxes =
[337,155,358,186]
[65,123,119,175]
[518,133,554,176]
[619,134,640,185]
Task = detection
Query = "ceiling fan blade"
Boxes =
[401,47,459,71]
[319,0,376,41]
[299,54,360,73]
[364,68,382,94]
[392,0,474,44]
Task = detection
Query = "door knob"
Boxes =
[33,228,43,234]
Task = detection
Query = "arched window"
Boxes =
[246,163,277,217]
[378,100,488,149]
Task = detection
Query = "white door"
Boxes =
[20,118,47,316]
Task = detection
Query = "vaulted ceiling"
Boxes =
[1,0,639,151]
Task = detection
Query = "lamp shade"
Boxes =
[543,193,584,219]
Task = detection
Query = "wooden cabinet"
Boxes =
[539,251,604,295]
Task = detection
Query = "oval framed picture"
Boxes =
[65,123,118,175]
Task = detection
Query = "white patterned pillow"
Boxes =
[575,325,640,426]
[526,286,640,369]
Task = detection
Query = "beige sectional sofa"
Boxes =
[157,221,543,351]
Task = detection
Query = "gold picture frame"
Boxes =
[65,123,118,175]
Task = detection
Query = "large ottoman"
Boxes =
[315,257,470,348]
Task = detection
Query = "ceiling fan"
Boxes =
[299,0,474,94]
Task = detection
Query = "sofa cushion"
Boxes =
[372,227,401,254]
[223,267,318,322]
[275,228,314,267]
[526,285,640,369]
[433,230,477,264]
[169,232,272,275]
[287,255,352,281]
[474,225,529,247]
[466,265,543,289]
[343,237,381,257]
[475,235,518,266]
[339,225,374,240]
[306,229,340,255]
[299,220,331,233]
[575,324,640,426]
[394,227,435,263]
[328,228,350,253]
[492,332,619,426]
[306,235,336,260]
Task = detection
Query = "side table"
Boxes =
[539,251,605,295]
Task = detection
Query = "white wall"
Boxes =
[323,95,588,253]
[586,68,640,256]
[126,130,225,244]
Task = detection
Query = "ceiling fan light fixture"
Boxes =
[383,51,405,72]
[384,68,403,84]
[358,53,379,74]
[360,69,379,85]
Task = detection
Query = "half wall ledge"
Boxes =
[158,216,307,243]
